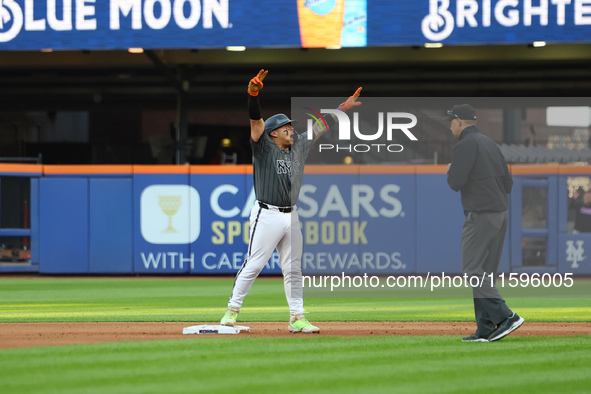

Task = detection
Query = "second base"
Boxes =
[183,325,251,335]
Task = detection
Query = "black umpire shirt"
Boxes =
[447,125,513,213]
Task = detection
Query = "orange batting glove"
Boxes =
[248,69,268,96]
[338,87,362,112]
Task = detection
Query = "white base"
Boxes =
[183,324,251,335]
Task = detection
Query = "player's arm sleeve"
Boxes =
[324,112,337,128]
[309,112,339,142]
[447,140,477,191]
[249,95,264,142]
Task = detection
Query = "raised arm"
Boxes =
[312,87,362,142]
[247,69,268,142]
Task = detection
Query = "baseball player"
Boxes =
[220,69,362,333]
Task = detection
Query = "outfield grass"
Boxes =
[0,277,589,394]
[0,336,590,393]
[0,277,589,323]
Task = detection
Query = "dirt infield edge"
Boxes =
[0,321,589,349]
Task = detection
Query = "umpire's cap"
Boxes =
[443,104,477,121]
[264,114,297,133]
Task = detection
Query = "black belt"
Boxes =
[259,202,293,213]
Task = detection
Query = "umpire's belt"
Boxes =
[258,201,293,213]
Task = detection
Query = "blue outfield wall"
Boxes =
[39,177,90,274]
[1,163,588,275]
[89,178,133,274]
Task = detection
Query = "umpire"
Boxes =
[445,104,524,342]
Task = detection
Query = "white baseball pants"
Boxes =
[228,201,305,315]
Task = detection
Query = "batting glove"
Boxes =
[248,69,268,96]
[338,87,362,112]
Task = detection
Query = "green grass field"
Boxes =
[0,277,589,393]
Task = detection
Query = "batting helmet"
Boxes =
[264,114,297,134]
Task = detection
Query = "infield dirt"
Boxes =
[0,322,589,349]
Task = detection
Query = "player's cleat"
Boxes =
[220,306,240,327]
[487,313,524,342]
[288,314,320,333]
[461,333,489,342]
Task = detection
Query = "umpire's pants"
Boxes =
[462,211,512,337]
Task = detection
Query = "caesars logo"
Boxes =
[421,0,591,42]
[0,0,229,43]
[140,184,200,244]
[304,107,418,153]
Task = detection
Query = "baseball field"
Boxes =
[0,276,589,393]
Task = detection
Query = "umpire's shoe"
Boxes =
[461,333,489,342]
[487,313,525,342]
[220,306,240,327]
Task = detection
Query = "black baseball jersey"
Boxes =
[251,131,314,207]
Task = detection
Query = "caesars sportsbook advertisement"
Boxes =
[135,172,414,275]
[134,168,415,276]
